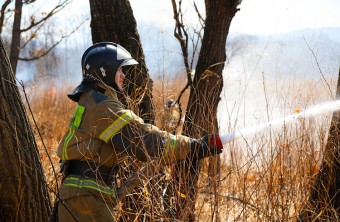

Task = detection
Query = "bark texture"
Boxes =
[0,37,51,221]
[89,0,155,124]
[178,1,240,221]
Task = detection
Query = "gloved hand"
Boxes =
[190,134,223,160]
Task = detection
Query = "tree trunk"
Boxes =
[177,1,240,221]
[298,67,340,221]
[9,0,22,76]
[88,0,155,124]
[88,1,156,220]
[0,37,52,221]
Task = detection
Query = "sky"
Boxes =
[59,0,340,35]
[129,0,340,35]
[231,0,340,34]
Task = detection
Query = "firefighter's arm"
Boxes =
[110,111,223,163]
[93,109,181,162]
[189,134,223,160]
[107,110,193,163]
[95,109,222,163]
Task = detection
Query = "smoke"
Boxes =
[218,28,340,147]
[220,99,340,144]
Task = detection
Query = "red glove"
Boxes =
[209,134,223,149]
[190,134,223,160]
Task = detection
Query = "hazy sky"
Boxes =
[129,0,340,35]
[232,0,340,34]
[58,0,340,35]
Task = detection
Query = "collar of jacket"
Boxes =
[68,82,121,102]
[68,83,93,102]
[97,82,120,101]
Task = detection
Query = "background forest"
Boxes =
[0,0,340,221]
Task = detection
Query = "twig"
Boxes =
[19,18,89,61]
[302,33,333,98]
[115,160,158,204]
[202,191,264,216]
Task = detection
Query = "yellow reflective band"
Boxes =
[177,191,186,199]
[62,127,75,160]
[62,105,85,160]
[162,134,178,159]
[70,105,85,128]
[99,112,133,143]
[63,176,116,197]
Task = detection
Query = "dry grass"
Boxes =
[24,83,76,191]
[25,74,336,221]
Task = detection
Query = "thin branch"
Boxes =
[23,0,37,5]
[18,18,88,61]
[171,1,204,123]
[171,0,193,130]
[171,0,191,79]
[189,27,203,71]
[202,192,263,214]
[0,0,11,34]
[193,1,204,26]
[20,20,45,48]
[302,33,333,98]
[20,0,70,32]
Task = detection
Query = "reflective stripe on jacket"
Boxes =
[63,174,116,197]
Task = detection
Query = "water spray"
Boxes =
[220,99,340,145]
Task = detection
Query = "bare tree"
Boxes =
[0,0,71,76]
[172,0,241,221]
[299,66,340,221]
[89,0,155,124]
[89,0,241,220]
[0,36,51,221]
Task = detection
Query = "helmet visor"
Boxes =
[116,44,139,66]
[120,58,138,66]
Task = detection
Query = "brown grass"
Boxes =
[25,75,335,221]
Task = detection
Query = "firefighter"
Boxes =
[55,42,223,221]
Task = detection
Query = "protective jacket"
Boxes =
[57,84,193,210]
